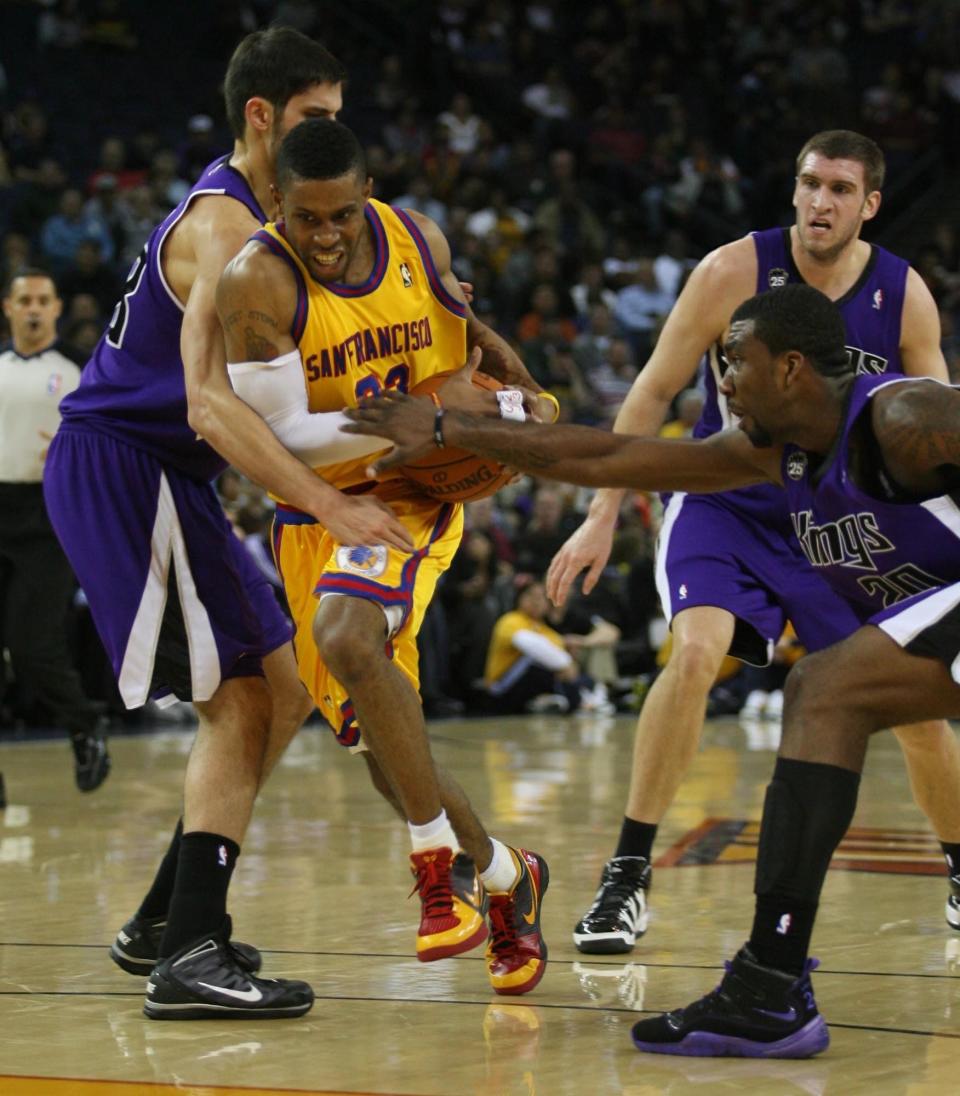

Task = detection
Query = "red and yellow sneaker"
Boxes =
[486,848,549,995]
[410,847,488,961]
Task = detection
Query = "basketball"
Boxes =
[399,371,513,502]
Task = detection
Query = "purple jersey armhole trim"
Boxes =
[393,207,467,319]
[251,230,308,342]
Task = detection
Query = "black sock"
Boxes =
[614,817,658,861]
[749,757,860,974]
[136,817,183,920]
[941,842,960,879]
[750,895,819,975]
[159,831,239,958]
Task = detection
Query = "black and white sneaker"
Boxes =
[71,732,110,792]
[144,934,313,1020]
[947,875,960,930]
[631,945,829,1058]
[111,914,262,976]
[573,856,650,953]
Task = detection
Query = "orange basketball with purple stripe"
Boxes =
[400,372,513,502]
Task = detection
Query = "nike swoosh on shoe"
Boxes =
[197,981,264,1003]
[755,1005,798,1022]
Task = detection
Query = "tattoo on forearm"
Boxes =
[244,326,279,360]
[453,413,557,471]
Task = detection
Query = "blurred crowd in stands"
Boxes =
[2,0,960,727]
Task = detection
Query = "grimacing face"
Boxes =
[718,320,782,448]
[275,171,372,283]
[3,274,62,351]
[792,153,880,264]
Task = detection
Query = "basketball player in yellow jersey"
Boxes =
[217,119,549,996]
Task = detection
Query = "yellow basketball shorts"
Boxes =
[272,491,463,749]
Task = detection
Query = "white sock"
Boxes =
[408,810,458,854]
[479,837,520,894]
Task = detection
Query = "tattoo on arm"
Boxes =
[450,412,559,472]
[244,325,279,360]
[880,394,960,479]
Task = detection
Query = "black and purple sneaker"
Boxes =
[631,946,829,1059]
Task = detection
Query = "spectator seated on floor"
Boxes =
[480,576,610,715]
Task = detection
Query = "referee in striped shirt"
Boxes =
[0,268,109,791]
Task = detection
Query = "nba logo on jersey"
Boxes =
[46,372,63,395]
[336,544,388,577]
[399,262,413,288]
[873,288,883,310]
[768,268,788,288]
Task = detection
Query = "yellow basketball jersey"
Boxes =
[254,200,467,491]
[484,610,567,687]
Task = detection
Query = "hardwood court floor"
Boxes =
[2,712,960,1095]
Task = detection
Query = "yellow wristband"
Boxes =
[539,391,560,423]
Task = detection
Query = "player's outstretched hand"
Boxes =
[545,512,616,606]
[319,491,415,552]
[343,390,436,477]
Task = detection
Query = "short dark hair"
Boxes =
[795,129,885,193]
[4,266,58,298]
[276,119,366,190]
[730,285,852,378]
[223,28,346,139]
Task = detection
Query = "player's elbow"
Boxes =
[186,389,220,442]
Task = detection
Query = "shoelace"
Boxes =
[593,866,646,911]
[487,900,517,957]
[410,858,454,918]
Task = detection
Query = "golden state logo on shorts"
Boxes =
[335,545,388,578]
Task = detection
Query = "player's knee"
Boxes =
[782,652,833,718]
[666,632,728,687]
[313,598,384,684]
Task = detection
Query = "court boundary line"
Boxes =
[0,1073,429,1096]
[3,941,960,981]
[2,987,960,1041]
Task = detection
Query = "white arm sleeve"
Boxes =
[511,628,574,672]
[227,349,392,466]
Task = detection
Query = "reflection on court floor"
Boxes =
[2,715,959,1093]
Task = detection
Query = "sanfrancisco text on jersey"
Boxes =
[303,316,436,382]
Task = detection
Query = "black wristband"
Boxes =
[433,408,446,448]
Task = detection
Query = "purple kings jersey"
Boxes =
[782,374,960,619]
[693,226,909,529]
[58,156,266,481]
